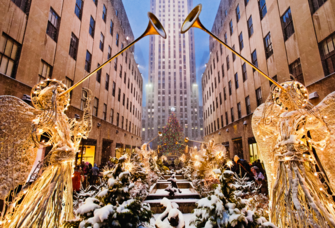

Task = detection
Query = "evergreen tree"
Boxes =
[190,169,275,228]
[75,156,152,228]
[157,112,184,156]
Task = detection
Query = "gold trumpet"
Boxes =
[146,131,163,144]
[181,4,285,92]
[60,12,166,96]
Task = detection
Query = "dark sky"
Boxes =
[122,0,221,106]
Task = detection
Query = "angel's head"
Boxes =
[31,79,70,112]
[272,81,309,111]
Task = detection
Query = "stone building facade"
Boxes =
[202,0,335,162]
[142,0,202,148]
[0,0,143,165]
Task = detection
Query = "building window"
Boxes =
[247,16,254,37]
[114,57,118,71]
[38,60,52,81]
[239,32,244,50]
[112,82,116,96]
[103,104,107,120]
[256,87,262,106]
[232,45,236,61]
[96,63,101,82]
[75,0,83,19]
[105,73,109,90]
[116,33,119,46]
[69,33,79,60]
[116,113,119,126]
[264,33,273,58]
[93,97,99,116]
[46,8,60,42]
[236,5,240,22]
[251,50,258,70]
[242,63,247,81]
[225,112,228,125]
[85,51,92,72]
[224,87,227,100]
[11,0,30,13]
[221,115,224,127]
[102,4,107,22]
[231,107,235,122]
[110,108,114,124]
[100,33,104,51]
[118,88,121,102]
[226,56,230,70]
[108,46,111,59]
[0,34,21,78]
[229,20,233,35]
[282,8,294,41]
[245,96,251,115]
[235,73,239,89]
[80,90,87,110]
[289,58,304,84]
[224,33,228,44]
[259,0,267,19]
[110,20,114,35]
[320,33,335,76]
[65,77,73,99]
[228,81,232,95]
[222,64,225,77]
[122,93,125,106]
[89,16,95,37]
[237,102,241,119]
[309,0,327,13]
[269,75,278,87]
[219,93,222,105]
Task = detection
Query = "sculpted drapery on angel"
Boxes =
[252,81,335,227]
[0,79,92,227]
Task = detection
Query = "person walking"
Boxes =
[234,155,253,180]
[92,163,100,185]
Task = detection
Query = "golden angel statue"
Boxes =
[252,81,335,227]
[0,79,92,227]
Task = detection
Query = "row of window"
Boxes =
[84,92,141,136]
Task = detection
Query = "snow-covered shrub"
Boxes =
[190,170,275,228]
[75,156,153,228]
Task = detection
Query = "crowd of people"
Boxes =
[232,155,268,194]
[72,162,100,192]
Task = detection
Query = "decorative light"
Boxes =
[226,160,233,168]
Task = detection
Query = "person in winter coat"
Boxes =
[251,166,268,194]
[92,164,99,185]
[72,166,81,192]
[234,155,253,180]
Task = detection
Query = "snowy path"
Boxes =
[150,214,196,228]
[145,175,200,227]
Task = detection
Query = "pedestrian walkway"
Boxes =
[145,174,200,227]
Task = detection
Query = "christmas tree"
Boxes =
[157,112,185,156]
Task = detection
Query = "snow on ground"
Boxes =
[150,213,196,228]
[151,189,195,195]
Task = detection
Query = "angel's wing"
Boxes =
[311,91,335,192]
[0,96,40,199]
[251,101,282,194]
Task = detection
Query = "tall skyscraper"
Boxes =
[143,0,201,145]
